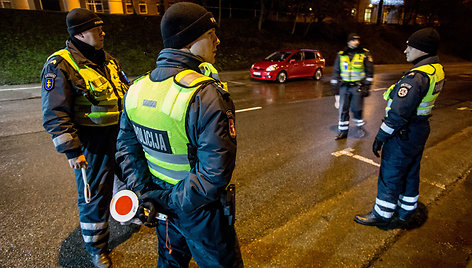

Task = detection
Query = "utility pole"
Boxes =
[376,0,384,25]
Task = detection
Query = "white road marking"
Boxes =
[236,106,262,113]
[372,87,387,92]
[0,86,41,92]
[227,80,246,85]
[423,179,446,190]
[331,147,380,167]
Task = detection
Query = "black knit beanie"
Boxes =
[161,2,217,49]
[407,27,440,55]
[66,8,104,36]
[347,33,360,42]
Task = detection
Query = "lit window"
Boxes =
[139,3,147,14]
[125,2,133,14]
[86,0,104,13]
[0,0,11,8]
[364,9,372,23]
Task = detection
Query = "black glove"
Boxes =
[137,200,159,227]
[359,84,370,97]
[372,137,384,158]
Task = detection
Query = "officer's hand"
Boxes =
[334,95,340,109]
[137,200,159,227]
[372,138,384,158]
[68,154,88,169]
[359,84,371,97]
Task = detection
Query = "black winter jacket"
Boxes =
[115,48,237,213]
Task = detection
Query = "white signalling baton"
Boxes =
[110,190,168,223]
[81,167,91,203]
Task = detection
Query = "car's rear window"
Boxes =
[305,52,316,60]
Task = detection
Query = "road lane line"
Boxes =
[227,80,246,85]
[331,147,380,167]
[0,86,41,92]
[422,178,446,190]
[372,87,387,92]
[236,106,262,113]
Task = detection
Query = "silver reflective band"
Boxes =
[147,160,189,180]
[399,194,419,203]
[145,149,189,165]
[376,198,396,209]
[80,221,108,230]
[374,204,394,218]
[366,77,374,82]
[53,133,74,147]
[380,122,395,135]
[338,126,349,130]
[353,119,365,126]
[82,231,109,243]
[419,101,434,107]
[398,202,417,211]
[330,79,338,84]
[417,108,432,115]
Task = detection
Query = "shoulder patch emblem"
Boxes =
[226,110,236,139]
[397,86,409,98]
[44,73,57,91]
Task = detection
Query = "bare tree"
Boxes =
[258,0,265,31]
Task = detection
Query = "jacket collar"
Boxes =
[150,48,205,82]
[412,55,440,69]
[65,39,112,68]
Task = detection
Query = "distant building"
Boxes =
[356,0,404,24]
[0,0,405,25]
[0,0,184,15]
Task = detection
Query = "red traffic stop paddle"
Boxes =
[110,190,167,223]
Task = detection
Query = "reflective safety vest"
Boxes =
[384,63,445,116]
[125,69,217,185]
[48,49,127,126]
[339,50,367,82]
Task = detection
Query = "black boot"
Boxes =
[356,126,366,138]
[354,211,389,226]
[335,132,348,140]
[91,252,112,268]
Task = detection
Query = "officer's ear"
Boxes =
[74,32,85,41]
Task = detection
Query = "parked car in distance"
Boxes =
[250,49,326,83]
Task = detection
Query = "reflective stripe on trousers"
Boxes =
[74,125,118,255]
[338,85,364,133]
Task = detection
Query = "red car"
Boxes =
[250,49,326,83]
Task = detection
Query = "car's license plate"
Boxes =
[253,71,261,76]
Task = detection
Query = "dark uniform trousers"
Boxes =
[374,117,430,220]
[338,84,365,133]
[73,125,120,255]
[155,198,243,268]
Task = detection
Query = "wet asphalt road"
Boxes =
[0,63,472,267]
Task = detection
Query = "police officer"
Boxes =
[331,33,374,140]
[354,28,444,226]
[41,8,129,267]
[115,2,243,267]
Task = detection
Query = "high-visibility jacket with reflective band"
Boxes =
[48,49,125,126]
[384,63,445,116]
[339,50,367,82]
[125,70,216,185]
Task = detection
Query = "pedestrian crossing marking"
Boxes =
[331,147,380,167]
